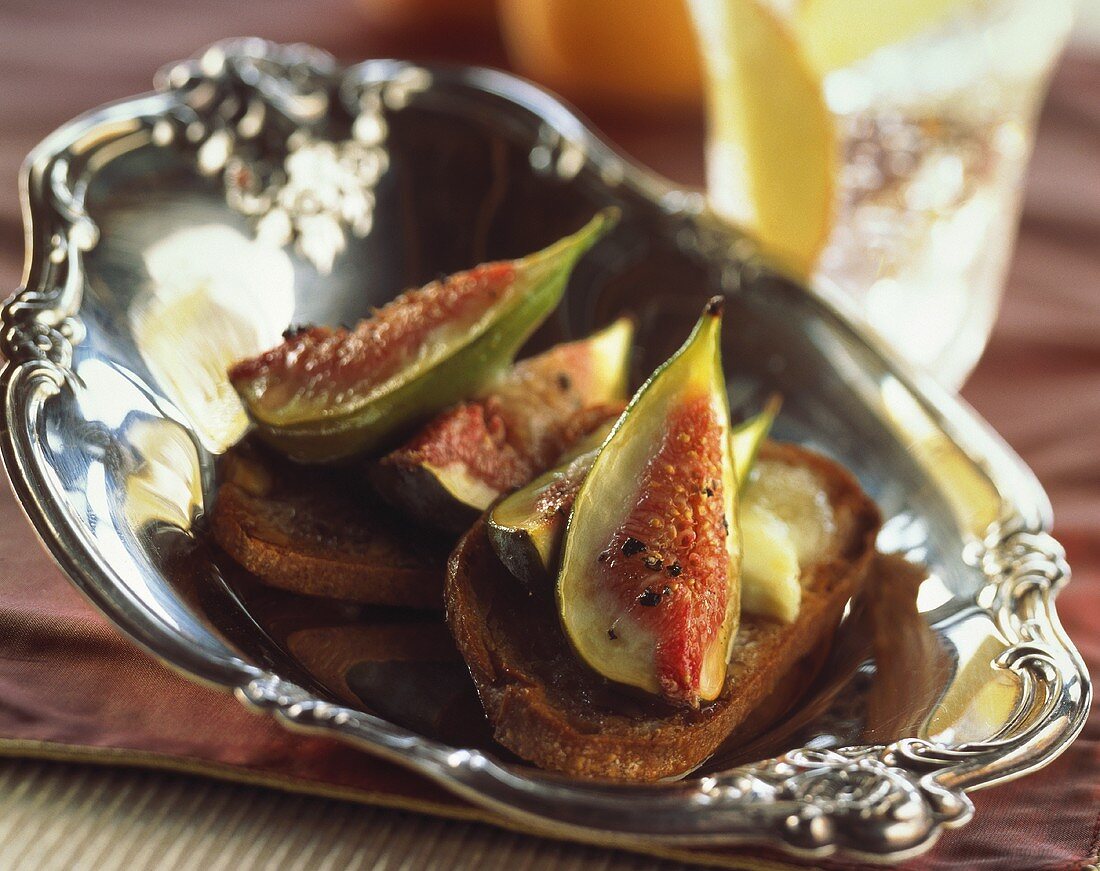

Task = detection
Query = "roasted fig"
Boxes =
[488,394,782,590]
[229,210,617,462]
[486,420,613,586]
[370,317,633,532]
[731,393,781,486]
[558,298,740,706]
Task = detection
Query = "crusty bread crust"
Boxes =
[210,447,448,608]
[445,441,881,781]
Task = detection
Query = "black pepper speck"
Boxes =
[621,537,647,556]
[637,587,662,607]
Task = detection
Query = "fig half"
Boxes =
[229,210,617,462]
[487,395,781,589]
[371,317,633,532]
[486,419,613,587]
[558,298,740,706]
[731,393,781,486]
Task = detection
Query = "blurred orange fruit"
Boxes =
[497,0,703,112]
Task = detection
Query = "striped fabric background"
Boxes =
[0,759,704,871]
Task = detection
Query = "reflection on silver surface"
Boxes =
[132,223,295,452]
[122,416,203,532]
[0,38,1089,864]
[235,134,387,273]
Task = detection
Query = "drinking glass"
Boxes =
[689,0,1076,387]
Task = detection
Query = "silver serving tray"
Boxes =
[1,39,1089,863]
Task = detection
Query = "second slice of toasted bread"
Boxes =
[210,445,449,608]
[445,442,881,780]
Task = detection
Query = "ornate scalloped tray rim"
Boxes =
[0,38,1090,863]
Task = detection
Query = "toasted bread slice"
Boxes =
[445,441,881,780]
[210,445,448,608]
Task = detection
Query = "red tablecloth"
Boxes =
[1,4,1098,868]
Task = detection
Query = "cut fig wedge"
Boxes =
[731,393,781,487]
[371,317,633,532]
[488,394,782,590]
[558,298,740,706]
[486,420,613,587]
[229,210,617,462]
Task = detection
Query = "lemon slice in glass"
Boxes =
[792,0,969,74]
[690,0,836,279]
[690,0,971,279]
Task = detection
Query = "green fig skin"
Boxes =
[488,395,780,589]
[231,210,618,463]
[489,388,805,626]
[486,420,614,586]
[557,299,740,706]
[731,393,782,488]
